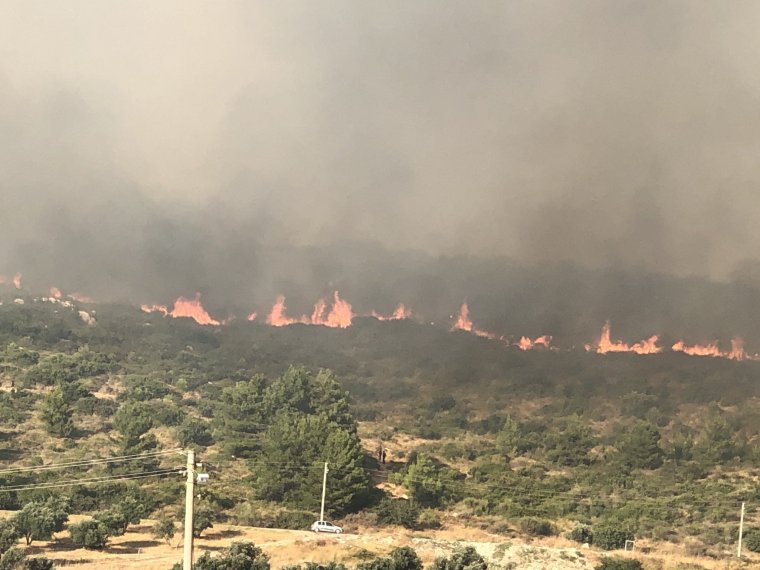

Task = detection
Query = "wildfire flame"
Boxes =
[588,321,662,355]
[266,291,354,328]
[671,337,754,361]
[13,273,21,289]
[247,312,257,322]
[372,303,412,321]
[50,287,62,299]
[168,294,220,326]
[452,303,473,332]
[141,303,169,316]
[69,293,94,303]
[518,335,552,351]
[140,294,220,326]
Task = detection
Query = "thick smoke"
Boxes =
[2,1,760,336]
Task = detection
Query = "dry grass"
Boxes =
[4,513,756,570]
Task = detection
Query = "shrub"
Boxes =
[594,525,634,551]
[595,557,643,570]
[430,546,487,570]
[568,524,594,545]
[152,517,176,544]
[26,558,55,570]
[375,499,420,529]
[69,519,109,549]
[744,528,760,553]
[519,517,556,537]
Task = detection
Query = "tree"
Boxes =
[495,416,520,458]
[152,517,176,545]
[0,520,18,554]
[114,402,153,444]
[695,416,738,464]
[112,494,150,534]
[400,455,463,508]
[93,510,128,537]
[252,412,370,515]
[214,375,267,457]
[11,499,69,546]
[69,519,109,550]
[616,422,664,470]
[111,402,159,472]
[39,387,74,438]
[176,417,214,448]
[193,508,214,538]
[311,370,355,432]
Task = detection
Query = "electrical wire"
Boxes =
[0,448,183,476]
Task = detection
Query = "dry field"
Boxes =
[4,514,757,570]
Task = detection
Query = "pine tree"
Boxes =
[39,387,74,438]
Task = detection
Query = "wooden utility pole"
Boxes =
[738,501,746,558]
[320,462,329,521]
[183,449,196,570]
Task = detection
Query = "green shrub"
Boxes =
[744,528,760,553]
[568,524,594,544]
[595,557,643,570]
[375,499,420,529]
[594,525,634,551]
[69,519,109,549]
[519,517,556,537]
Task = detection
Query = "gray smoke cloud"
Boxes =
[2,1,760,327]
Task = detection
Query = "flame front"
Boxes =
[13,273,21,289]
[452,303,473,332]
[169,294,220,326]
[671,337,753,361]
[50,287,62,299]
[518,335,552,351]
[591,321,662,355]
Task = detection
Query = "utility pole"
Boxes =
[320,462,329,522]
[183,449,195,570]
[738,501,746,558]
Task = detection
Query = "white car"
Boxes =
[310,520,343,534]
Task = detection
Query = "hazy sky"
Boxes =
[2,1,760,302]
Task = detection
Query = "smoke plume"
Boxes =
[2,1,760,332]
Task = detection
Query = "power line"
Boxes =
[0,468,181,493]
[0,448,183,476]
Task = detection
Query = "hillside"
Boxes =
[1,293,760,568]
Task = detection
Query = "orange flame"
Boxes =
[451,302,498,338]
[169,293,220,326]
[452,303,473,332]
[591,322,662,355]
[325,291,353,328]
[141,303,169,316]
[671,337,755,360]
[372,303,413,321]
[247,312,257,322]
[13,273,21,289]
[518,335,552,351]
[266,295,307,326]
[69,293,94,303]
[50,287,62,299]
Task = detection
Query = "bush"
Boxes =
[69,519,109,549]
[26,558,55,570]
[594,525,634,551]
[568,524,594,545]
[595,557,643,570]
[744,528,760,552]
[519,517,556,537]
[375,499,420,529]
[430,546,487,570]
